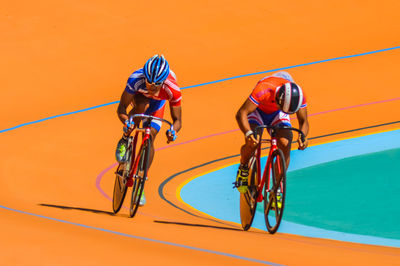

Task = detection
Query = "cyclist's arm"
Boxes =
[296,107,309,149]
[117,90,134,124]
[236,99,258,135]
[169,105,182,132]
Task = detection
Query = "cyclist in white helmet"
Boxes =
[115,54,182,205]
[234,71,309,194]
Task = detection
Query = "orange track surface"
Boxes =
[1,1,400,265]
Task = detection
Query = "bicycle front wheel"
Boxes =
[239,155,259,231]
[129,138,151,218]
[264,149,286,234]
[112,163,128,213]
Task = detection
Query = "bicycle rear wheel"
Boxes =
[239,155,259,230]
[264,149,286,234]
[129,138,151,218]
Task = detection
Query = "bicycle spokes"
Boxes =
[129,139,151,218]
[112,164,129,214]
[239,156,258,231]
[264,149,286,234]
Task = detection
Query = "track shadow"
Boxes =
[39,203,116,216]
[153,220,242,231]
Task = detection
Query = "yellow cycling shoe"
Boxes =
[139,191,146,206]
[270,193,282,210]
[235,165,249,193]
[115,137,128,163]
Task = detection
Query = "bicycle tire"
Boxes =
[239,155,259,230]
[112,162,129,214]
[112,137,134,214]
[129,138,151,218]
[264,149,286,234]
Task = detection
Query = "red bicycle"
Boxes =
[112,114,173,218]
[239,125,305,233]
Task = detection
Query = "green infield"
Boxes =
[258,148,400,239]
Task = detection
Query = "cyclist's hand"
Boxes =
[166,129,177,143]
[298,136,308,150]
[245,134,259,147]
[123,119,135,135]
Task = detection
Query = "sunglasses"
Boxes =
[145,79,163,86]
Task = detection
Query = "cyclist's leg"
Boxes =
[240,109,262,165]
[270,111,292,168]
[239,126,257,166]
[130,98,165,206]
[115,93,151,162]
[265,112,291,210]
[116,94,147,162]
[144,99,166,168]
[127,95,165,168]
[115,94,148,163]
[235,109,262,193]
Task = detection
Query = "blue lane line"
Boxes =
[0,205,283,266]
[0,101,119,134]
[183,46,400,89]
[1,45,399,134]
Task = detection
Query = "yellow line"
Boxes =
[175,165,262,230]
[175,163,239,222]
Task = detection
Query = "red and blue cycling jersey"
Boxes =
[124,68,181,132]
[125,68,182,107]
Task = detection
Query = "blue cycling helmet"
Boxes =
[143,54,170,84]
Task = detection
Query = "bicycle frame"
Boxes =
[126,114,173,184]
[254,128,279,202]
[253,126,305,202]
[112,114,173,215]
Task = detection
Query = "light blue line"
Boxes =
[0,204,282,266]
[0,101,119,134]
[1,45,399,134]
[182,46,400,89]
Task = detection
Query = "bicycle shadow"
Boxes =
[38,203,117,216]
[153,220,242,231]
[153,220,269,235]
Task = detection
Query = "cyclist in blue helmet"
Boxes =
[143,54,170,84]
[115,54,183,205]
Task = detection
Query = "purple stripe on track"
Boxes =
[156,129,239,151]
[309,97,400,117]
[96,162,165,219]
[96,162,118,201]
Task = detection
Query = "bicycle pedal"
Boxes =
[232,181,240,188]
[232,180,248,188]
[115,171,124,178]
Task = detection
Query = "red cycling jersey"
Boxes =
[248,75,307,114]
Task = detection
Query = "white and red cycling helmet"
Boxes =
[275,82,304,114]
